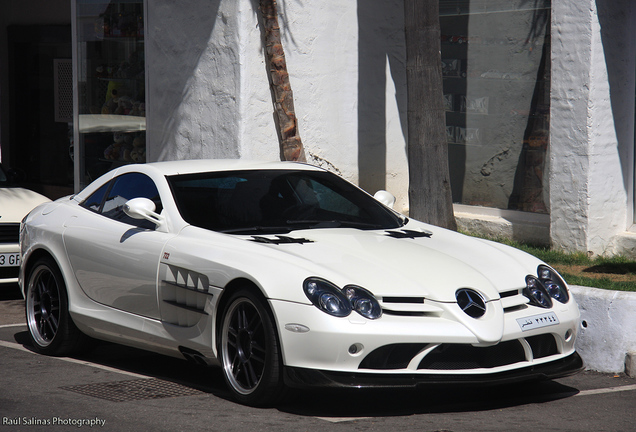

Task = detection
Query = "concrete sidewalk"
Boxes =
[571,286,636,376]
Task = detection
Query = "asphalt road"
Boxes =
[1,286,635,432]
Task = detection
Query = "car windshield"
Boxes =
[167,169,405,234]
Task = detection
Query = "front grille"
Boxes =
[500,289,520,298]
[0,223,20,244]
[417,341,526,370]
[382,310,438,317]
[359,334,560,371]
[379,296,443,317]
[500,288,530,312]
[526,333,559,359]
[382,297,425,304]
[359,344,428,370]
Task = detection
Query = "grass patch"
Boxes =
[556,273,636,292]
[467,234,636,292]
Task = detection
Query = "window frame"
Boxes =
[80,172,162,229]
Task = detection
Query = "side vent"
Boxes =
[160,264,213,327]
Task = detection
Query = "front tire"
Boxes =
[219,288,284,406]
[25,256,85,356]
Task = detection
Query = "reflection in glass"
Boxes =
[75,0,146,189]
[441,0,551,214]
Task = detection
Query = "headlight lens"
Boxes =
[538,265,570,304]
[303,278,351,317]
[524,275,553,308]
[303,278,382,319]
[343,285,383,320]
[523,265,570,308]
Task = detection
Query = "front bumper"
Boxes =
[271,297,581,372]
[284,351,584,389]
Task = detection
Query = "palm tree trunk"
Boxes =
[259,0,306,162]
[404,0,456,229]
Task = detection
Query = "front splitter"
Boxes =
[284,351,584,389]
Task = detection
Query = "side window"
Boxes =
[84,173,162,229]
[81,182,110,212]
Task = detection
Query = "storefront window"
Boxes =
[441,0,550,213]
[75,0,146,190]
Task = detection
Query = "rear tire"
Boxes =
[219,288,285,406]
[25,256,85,356]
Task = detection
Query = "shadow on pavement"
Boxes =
[278,379,579,417]
[11,329,580,417]
[12,330,232,399]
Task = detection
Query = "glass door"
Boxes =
[74,0,146,191]
[440,0,551,214]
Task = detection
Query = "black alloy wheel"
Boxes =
[25,256,85,355]
[219,288,284,406]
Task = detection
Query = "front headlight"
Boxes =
[524,275,553,308]
[303,278,351,317]
[538,265,570,304]
[343,285,382,320]
[523,265,570,308]
[303,278,382,319]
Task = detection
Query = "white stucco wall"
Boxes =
[235,1,279,163]
[237,1,362,173]
[550,1,594,252]
[146,0,242,162]
[146,0,410,211]
[241,0,410,210]
[144,0,636,255]
[572,286,636,373]
[550,0,635,256]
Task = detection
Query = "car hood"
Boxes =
[242,222,540,303]
[0,187,50,223]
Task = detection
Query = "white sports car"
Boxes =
[1,163,49,288]
[20,159,583,405]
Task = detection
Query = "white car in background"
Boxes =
[0,164,49,287]
[19,159,583,405]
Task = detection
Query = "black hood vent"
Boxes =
[385,229,432,239]
[250,235,313,245]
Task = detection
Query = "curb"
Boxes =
[570,286,636,376]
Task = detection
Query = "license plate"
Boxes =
[0,253,20,267]
[516,312,559,332]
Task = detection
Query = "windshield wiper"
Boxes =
[286,220,385,230]
[219,226,293,235]
[220,219,394,234]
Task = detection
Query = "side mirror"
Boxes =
[123,197,166,231]
[373,190,396,209]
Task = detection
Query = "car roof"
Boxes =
[73,159,325,202]
[139,159,322,176]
